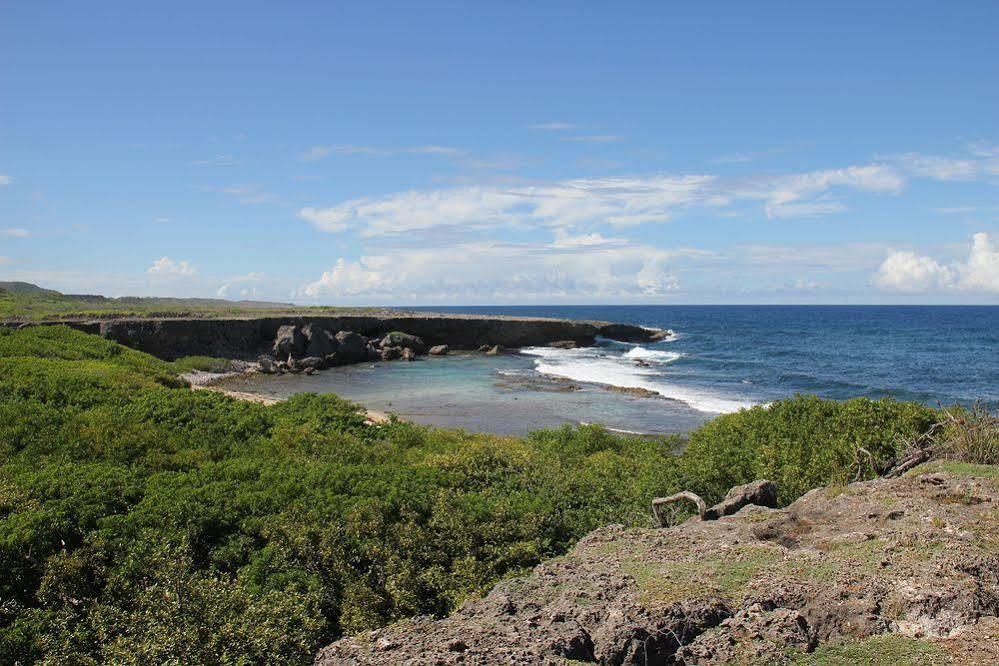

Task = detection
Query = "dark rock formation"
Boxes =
[333,331,368,363]
[10,314,667,361]
[379,346,401,362]
[303,324,338,358]
[400,348,417,361]
[485,345,503,356]
[548,340,577,349]
[380,331,427,355]
[272,325,305,359]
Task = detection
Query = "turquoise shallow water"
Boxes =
[223,305,999,435]
[224,351,709,435]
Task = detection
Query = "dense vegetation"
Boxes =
[0,282,377,321]
[0,326,943,663]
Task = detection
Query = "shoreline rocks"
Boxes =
[19,314,668,360]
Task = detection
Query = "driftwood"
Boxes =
[652,491,708,526]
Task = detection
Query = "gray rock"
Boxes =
[380,346,401,361]
[704,480,778,520]
[548,340,577,349]
[302,324,338,358]
[476,344,492,352]
[379,331,427,355]
[401,347,416,361]
[428,344,450,355]
[272,325,305,359]
[334,331,368,362]
[257,357,277,374]
[365,343,381,361]
[485,345,503,355]
[298,356,325,371]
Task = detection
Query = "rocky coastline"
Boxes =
[5,313,668,370]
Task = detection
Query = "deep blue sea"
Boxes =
[226,306,998,435]
[424,305,999,406]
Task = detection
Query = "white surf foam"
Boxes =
[520,346,754,414]
[624,347,683,363]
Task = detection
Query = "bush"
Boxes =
[0,327,680,664]
[678,395,937,505]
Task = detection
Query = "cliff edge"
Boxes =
[317,462,999,665]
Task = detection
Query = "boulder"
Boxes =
[334,331,368,363]
[704,480,778,520]
[548,340,577,349]
[485,345,503,356]
[365,343,381,361]
[401,348,416,361]
[379,331,427,355]
[428,344,450,356]
[476,345,492,353]
[272,325,305,359]
[298,356,325,371]
[303,324,338,358]
[257,357,277,374]
[380,346,401,361]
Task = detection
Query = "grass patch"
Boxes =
[622,545,781,604]
[790,634,947,665]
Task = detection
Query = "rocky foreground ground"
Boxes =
[317,462,999,665]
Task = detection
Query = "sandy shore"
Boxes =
[184,370,391,424]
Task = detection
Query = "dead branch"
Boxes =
[652,491,708,526]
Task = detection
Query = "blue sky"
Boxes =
[1,2,997,304]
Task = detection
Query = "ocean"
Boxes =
[221,306,998,435]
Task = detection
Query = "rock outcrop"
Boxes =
[10,314,667,360]
[380,331,427,355]
[316,463,999,665]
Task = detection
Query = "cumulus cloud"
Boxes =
[874,251,955,292]
[299,238,709,302]
[147,257,196,276]
[1,228,30,237]
[874,232,999,293]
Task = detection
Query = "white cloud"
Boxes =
[297,163,909,237]
[959,232,999,292]
[874,232,999,294]
[154,217,170,224]
[527,122,577,131]
[881,145,999,182]
[297,144,464,161]
[299,238,708,302]
[217,272,266,298]
[147,257,196,276]
[190,154,240,167]
[874,251,955,292]
[0,174,11,186]
[1,228,30,237]
[762,165,904,218]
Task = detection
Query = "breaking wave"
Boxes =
[520,341,754,414]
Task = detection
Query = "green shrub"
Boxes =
[678,395,937,505]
